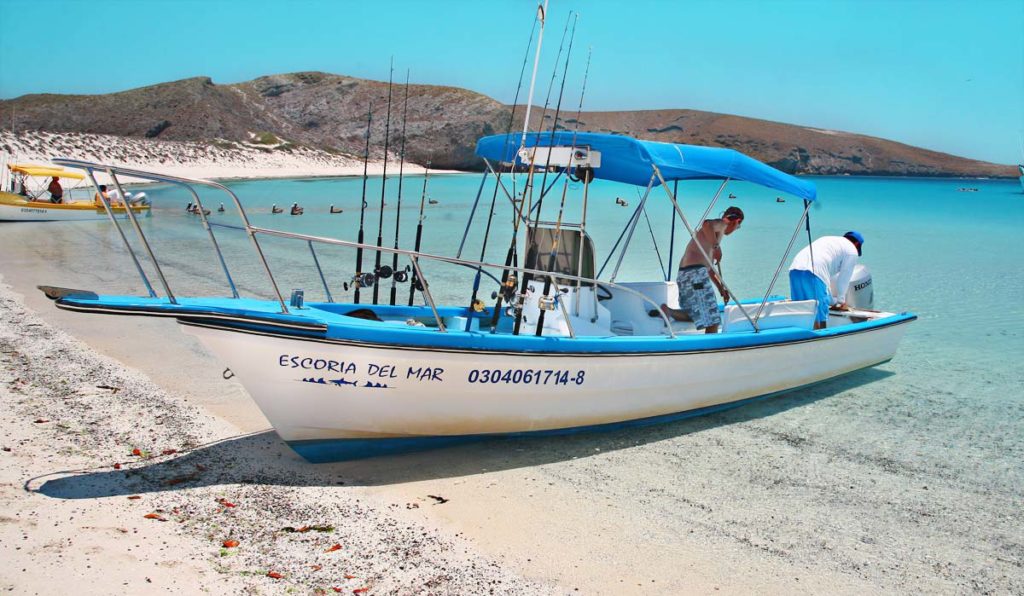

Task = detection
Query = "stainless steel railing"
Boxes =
[51,158,679,338]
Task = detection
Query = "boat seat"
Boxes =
[722,300,816,333]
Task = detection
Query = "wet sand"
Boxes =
[1,221,1022,594]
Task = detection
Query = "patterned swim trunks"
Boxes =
[677,265,721,330]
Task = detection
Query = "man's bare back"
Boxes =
[680,218,727,270]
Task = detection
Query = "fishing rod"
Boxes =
[464,21,538,329]
[513,11,578,336]
[489,2,550,331]
[569,47,592,314]
[373,59,395,305]
[353,103,373,304]
[408,161,431,306]
[389,70,411,306]
[490,8,572,332]
[534,38,589,335]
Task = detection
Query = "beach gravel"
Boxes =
[0,280,557,595]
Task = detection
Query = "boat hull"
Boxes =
[0,192,150,221]
[182,317,912,461]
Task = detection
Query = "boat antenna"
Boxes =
[353,102,373,304]
[487,6,549,331]
[466,13,539,327]
[408,159,431,306]
[389,70,410,306]
[519,1,548,149]
[513,11,578,336]
[373,58,395,305]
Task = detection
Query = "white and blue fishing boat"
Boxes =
[39,128,915,462]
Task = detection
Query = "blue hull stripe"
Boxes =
[288,363,891,463]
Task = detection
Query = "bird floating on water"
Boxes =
[330,205,343,214]
[271,204,283,214]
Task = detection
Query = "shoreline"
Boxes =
[2,130,1017,184]
[0,130,460,186]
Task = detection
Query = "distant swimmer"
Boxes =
[217,203,225,213]
[615,197,629,207]
[776,197,786,203]
[330,205,344,214]
[290,202,304,215]
[428,198,439,205]
[271,204,283,214]
[728,193,737,199]
[186,202,194,213]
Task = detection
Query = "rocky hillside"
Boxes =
[0,72,1014,177]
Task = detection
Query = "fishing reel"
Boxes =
[490,274,519,302]
[393,266,410,283]
[374,265,394,280]
[343,272,376,291]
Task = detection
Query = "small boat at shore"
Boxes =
[0,163,150,222]
[34,6,913,462]
[39,130,915,462]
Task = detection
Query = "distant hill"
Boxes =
[0,72,1014,177]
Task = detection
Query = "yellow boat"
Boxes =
[0,163,150,222]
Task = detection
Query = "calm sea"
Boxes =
[39,174,1024,492]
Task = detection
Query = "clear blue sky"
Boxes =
[1,0,1021,164]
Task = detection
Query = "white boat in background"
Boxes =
[0,163,150,221]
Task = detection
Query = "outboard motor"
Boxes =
[842,263,873,309]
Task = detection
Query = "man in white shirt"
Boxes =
[788,231,863,329]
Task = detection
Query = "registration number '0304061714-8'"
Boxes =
[467,368,586,386]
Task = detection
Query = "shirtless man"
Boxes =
[655,206,744,334]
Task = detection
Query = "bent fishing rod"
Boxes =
[513,10,578,336]
[390,70,410,306]
[353,102,372,304]
[373,59,394,305]
[490,4,566,331]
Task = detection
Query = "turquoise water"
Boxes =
[121,172,1023,383]
[6,173,1020,589]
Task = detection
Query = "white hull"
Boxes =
[183,320,910,444]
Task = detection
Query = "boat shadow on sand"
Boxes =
[31,368,892,500]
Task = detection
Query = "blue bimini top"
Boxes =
[475,131,817,201]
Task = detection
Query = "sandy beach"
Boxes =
[0,130,436,183]
[1,183,1022,595]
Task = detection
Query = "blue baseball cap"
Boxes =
[844,231,864,255]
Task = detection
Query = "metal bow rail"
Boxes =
[52,158,680,338]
